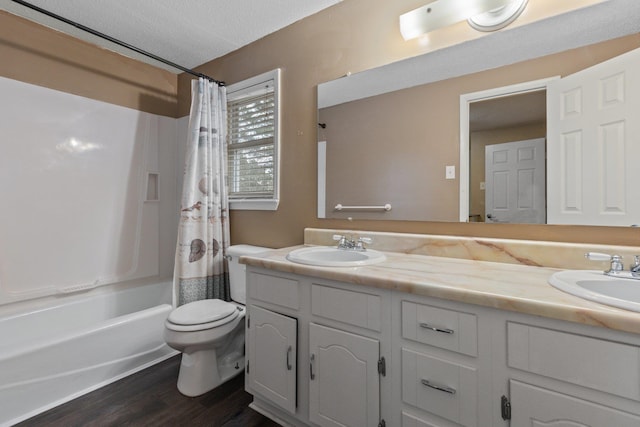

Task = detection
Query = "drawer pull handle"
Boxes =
[419,323,454,334]
[286,345,292,370]
[421,379,456,395]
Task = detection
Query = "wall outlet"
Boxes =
[445,165,455,179]
[480,181,486,190]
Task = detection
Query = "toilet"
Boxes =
[164,244,268,397]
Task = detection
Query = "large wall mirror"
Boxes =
[317,2,640,226]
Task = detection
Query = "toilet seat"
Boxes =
[166,299,241,332]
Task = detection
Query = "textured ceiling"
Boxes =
[0,0,342,71]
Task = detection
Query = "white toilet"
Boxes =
[164,244,268,397]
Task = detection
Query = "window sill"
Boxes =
[229,199,279,211]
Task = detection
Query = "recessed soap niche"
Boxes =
[145,172,159,202]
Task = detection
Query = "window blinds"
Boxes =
[227,83,276,199]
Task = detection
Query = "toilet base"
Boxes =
[176,349,244,397]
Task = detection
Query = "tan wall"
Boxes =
[469,123,547,221]
[178,0,640,248]
[13,3,640,250]
[320,85,460,222]
[0,11,178,117]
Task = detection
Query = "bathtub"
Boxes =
[0,279,177,426]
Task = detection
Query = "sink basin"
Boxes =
[286,246,386,267]
[549,270,640,312]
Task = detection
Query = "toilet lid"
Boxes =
[168,299,237,326]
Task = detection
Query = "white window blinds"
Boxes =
[227,79,277,200]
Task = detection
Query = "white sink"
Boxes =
[549,270,640,312]
[286,246,386,267]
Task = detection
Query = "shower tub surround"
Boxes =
[0,75,181,425]
[0,279,177,426]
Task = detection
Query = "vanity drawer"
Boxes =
[402,348,477,427]
[311,284,381,331]
[507,322,640,401]
[248,272,299,309]
[402,301,477,356]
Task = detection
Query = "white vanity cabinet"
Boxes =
[499,317,640,427]
[392,293,490,427]
[245,267,390,427]
[247,304,297,414]
[245,265,640,427]
[309,322,380,427]
[509,380,640,426]
[245,270,302,421]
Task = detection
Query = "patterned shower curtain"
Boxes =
[174,78,230,307]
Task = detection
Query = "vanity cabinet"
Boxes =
[247,304,297,414]
[393,294,487,427]
[245,266,640,427]
[245,270,302,420]
[501,319,640,427]
[509,380,640,426]
[245,268,389,427]
[309,323,380,427]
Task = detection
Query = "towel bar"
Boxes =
[334,203,392,212]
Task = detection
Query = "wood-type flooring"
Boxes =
[16,355,281,427]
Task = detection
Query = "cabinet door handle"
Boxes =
[310,353,315,380]
[286,345,292,370]
[421,379,456,395]
[419,322,454,334]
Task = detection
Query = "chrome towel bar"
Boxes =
[334,203,392,212]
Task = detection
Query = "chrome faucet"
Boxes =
[631,256,640,277]
[585,252,640,280]
[332,234,372,251]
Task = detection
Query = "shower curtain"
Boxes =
[174,78,230,306]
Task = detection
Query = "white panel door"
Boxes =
[547,47,640,225]
[309,323,380,427]
[247,305,297,414]
[485,138,546,224]
[510,380,640,427]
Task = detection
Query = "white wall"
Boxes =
[0,76,179,305]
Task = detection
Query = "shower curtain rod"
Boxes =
[10,0,225,85]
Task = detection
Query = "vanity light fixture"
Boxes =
[400,0,527,40]
[468,0,528,31]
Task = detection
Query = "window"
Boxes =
[226,69,281,210]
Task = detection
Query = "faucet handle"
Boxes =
[354,236,372,251]
[585,252,615,262]
[631,256,640,276]
[585,252,623,273]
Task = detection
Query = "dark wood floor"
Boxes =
[17,355,281,427]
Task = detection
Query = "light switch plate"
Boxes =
[445,165,455,179]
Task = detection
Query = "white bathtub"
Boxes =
[0,279,177,426]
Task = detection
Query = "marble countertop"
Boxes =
[241,246,640,335]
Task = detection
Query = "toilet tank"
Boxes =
[226,244,270,304]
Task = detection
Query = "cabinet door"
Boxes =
[248,305,297,414]
[309,323,380,427]
[510,380,640,427]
